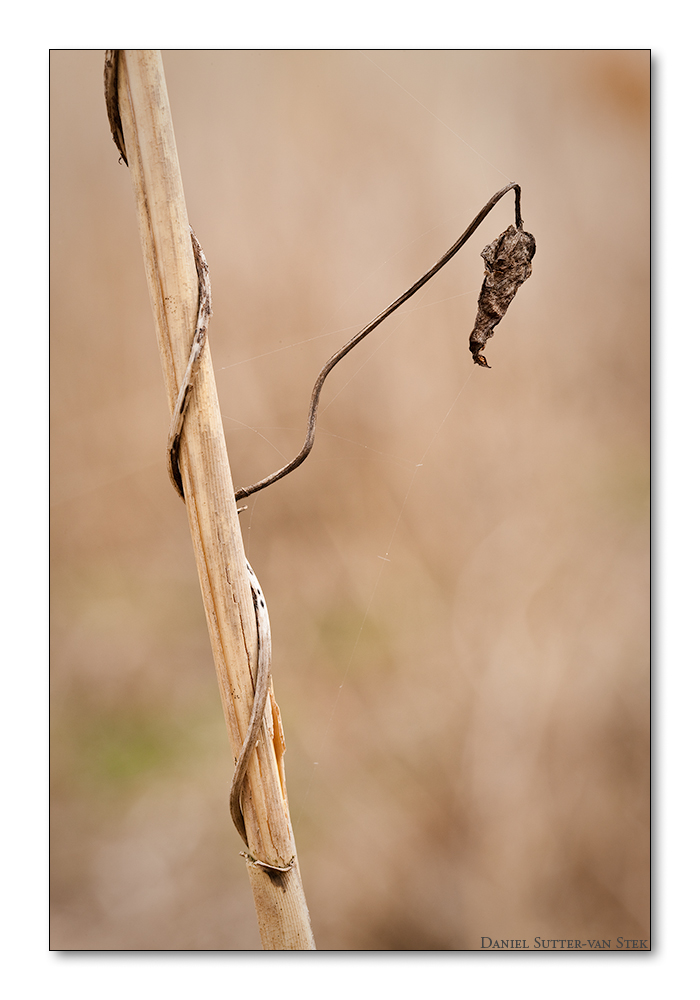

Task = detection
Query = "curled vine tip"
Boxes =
[469,222,536,368]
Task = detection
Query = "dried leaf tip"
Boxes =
[104,50,129,166]
[469,224,536,368]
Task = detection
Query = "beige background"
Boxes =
[50,50,649,950]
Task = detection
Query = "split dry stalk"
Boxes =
[112,49,314,950]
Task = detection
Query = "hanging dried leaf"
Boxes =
[469,224,536,367]
[104,50,128,166]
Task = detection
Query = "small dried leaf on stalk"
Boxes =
[469,224,536,367]
[104,50,128,166]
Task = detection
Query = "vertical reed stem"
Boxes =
[114,49,314,950]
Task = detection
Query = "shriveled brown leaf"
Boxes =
[469,224,536,367]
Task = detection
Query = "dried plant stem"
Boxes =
[114,50,314,950]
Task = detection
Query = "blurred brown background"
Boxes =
[50,50,649,950]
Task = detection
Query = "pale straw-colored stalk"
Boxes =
[114,49,314,950]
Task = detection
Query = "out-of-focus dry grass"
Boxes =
[50,50,649,950]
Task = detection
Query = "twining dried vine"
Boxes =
[233,184,535,499]
[105,51,535,850]
[166,229,212,500]
[105,52,535,501]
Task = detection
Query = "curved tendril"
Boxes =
[234,182,522,501]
